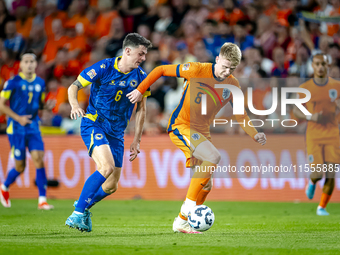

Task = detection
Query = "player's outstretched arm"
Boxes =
[127,65,178,104]
[68,80,85,120]
[130,96,147,161]
[0,96,32,126]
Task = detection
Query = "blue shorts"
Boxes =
[81,117,124,168]
[8,132,44,161]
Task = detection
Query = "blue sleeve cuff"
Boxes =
[176,65,180,78]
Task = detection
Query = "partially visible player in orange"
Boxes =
[294,53,340,216]
[127,43,266,233]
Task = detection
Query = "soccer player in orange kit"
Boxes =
[128,42,266,233]
[294,53,340,216]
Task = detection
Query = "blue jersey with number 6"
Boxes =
[77,57,150,139]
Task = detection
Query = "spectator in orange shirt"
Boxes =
[84,6,98,39]
[53,48,82,81]
[44,0,67,39]
[42,18,67,67]
[15,5,33,39]
[64,0,89,37]
[64,24,86,60]
[96,0,119,38]
[0,49,20,83]
[223,0,245,26]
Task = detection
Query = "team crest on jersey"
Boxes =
[130,80,138,88]
[95,134,103,140]
[100,64,106,69]
[110,80,115,85]
[222,88,231,100]
[191,133,200,141]
[22,85,26,90]
[28,85,33,91]
[119,81,126,87]
[35,84,41,92]
[329,89,337,102]
[182,63,190,71]
[87,69,97,79]
[308,155,314,163]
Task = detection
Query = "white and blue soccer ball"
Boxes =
[188,205,215,232]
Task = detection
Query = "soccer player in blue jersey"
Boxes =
[65,33,152,232]
[0,50,54,210]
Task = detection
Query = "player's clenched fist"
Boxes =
[70,105,85,120]
[254,132,266,145]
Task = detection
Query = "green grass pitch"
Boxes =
[0,200,340,255]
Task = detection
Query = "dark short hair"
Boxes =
[20,49,37,60]
[123,33,152,50]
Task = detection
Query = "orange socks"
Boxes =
[185,161,214,201]
[319,193,331,208]
[196,189,210,205]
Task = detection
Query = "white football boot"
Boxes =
[172,202,201,234]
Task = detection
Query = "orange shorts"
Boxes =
[306,140,340,164]
[168,124,211,168]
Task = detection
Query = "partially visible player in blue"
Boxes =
[65,33,152,232]
[0,50,54,210]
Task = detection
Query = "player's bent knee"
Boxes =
[34,158,45,169]
[16,166,25,173]
[15,161,26,173]
[98,164,115,178]
[194,144,221,164]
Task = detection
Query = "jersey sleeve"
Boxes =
[0,80,15,100]
[176,62,201,80]
[136,63,201,94]
[136,65,178,94]
[138,69,151,98]
[143,87,151,98]
[77,59,107,87]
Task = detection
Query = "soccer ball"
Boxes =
[187,205,215,232]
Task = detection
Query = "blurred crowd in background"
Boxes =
[0,0,340,135]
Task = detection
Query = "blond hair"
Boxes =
[219,43,242,66]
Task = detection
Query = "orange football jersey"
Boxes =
[137,62,258,137]
[299,77,340,143]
